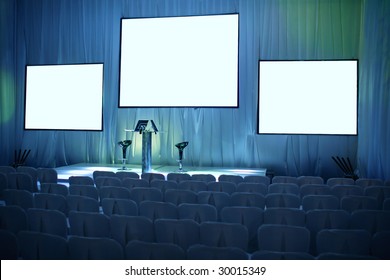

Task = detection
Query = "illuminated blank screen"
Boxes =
[25,64,103,131]
[119,14,239,107]
[258,60,358,135]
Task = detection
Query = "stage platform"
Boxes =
[55,163,267,183]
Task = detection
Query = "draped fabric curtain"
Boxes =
[0,0,389,180]
[358,0,390,179]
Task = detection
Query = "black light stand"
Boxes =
[118,140,132,170]
[175,141,189,172]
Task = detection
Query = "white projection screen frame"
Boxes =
[24,63,104,131]
[119,14,239,108]
[258,60,358,135]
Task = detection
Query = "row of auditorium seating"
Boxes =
[1,204,390,257]
[3,230,387,260]
[1,166,390,260]
[90,169,390,187]
[1,221,389,259]
[3,178,390,213]
[3,188,390,215]
[2,165,390,191]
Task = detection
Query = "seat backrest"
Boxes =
[68,211,110,237]
[371,231,390,260]
[197,191,231,217]
[297,176,324,186]
[257,224,310,253]
[230,192,265,208]
[67,195,100,213]
[316,252,377,260]
[0,230,18,259]
[207,181,236,194]
[364,186,390,205]
[122,178,149,189]
[305,209,351,255]
[7,172,34,192]
[0,205,28,234]
[95,176,122,188]
[167,173,192,183]
[265,193,301,209]
[27,208,68,238]
[305,209,351,233]
[179,180,208,192]
[350,210,390,234]
[355,178,384,187]
[301,195,339,211]
[330,184,364,199]
[154,219,200,250]
[243,175,270,186]
[150,179,178,192]
[178,203,218,223]
[220,206,264,252]
[68,184,99,201]
[236,182,268,196]
[316,229,371,256]
[272,176,299,185]
[101,198,138,216]
[40,183,69,197]
[16,166,38,192]
[299,184,331,199]
[340,195,379,213]
[268,183,300,195]
[218,174,244,185]
[0,172,8,199]
[125,240,186,260]
[141,172,165,182]
[99,186,131,201]
[164,189,198,205]
[199,221,248,251]
[37,168,58,184]
[187,244,249,260]
[191,174,216,183]
[110,215,154,247]
[4,189,34,210]
[139,201,178,220]
[326,177,355,186]
[251,251,315,260]
[129,187,163,205]
[18,230,68,259]
[92,170,116,181]
[68,236,123,260]
[115,171,139,181]
[34,193,68,215]
[0,166,16,175]
[263,207,305,226]
[68,176,94,186]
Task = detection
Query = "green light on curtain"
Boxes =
[0,70,16,124]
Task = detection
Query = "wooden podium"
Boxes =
[126,120,158,173]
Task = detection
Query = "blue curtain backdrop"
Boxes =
[0,0,389,180]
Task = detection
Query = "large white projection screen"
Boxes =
[119,14,239,107]
[25,64,103,131]
[258,60,358,135]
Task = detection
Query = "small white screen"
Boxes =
[25,64,103,130]
[258,60,358,135]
